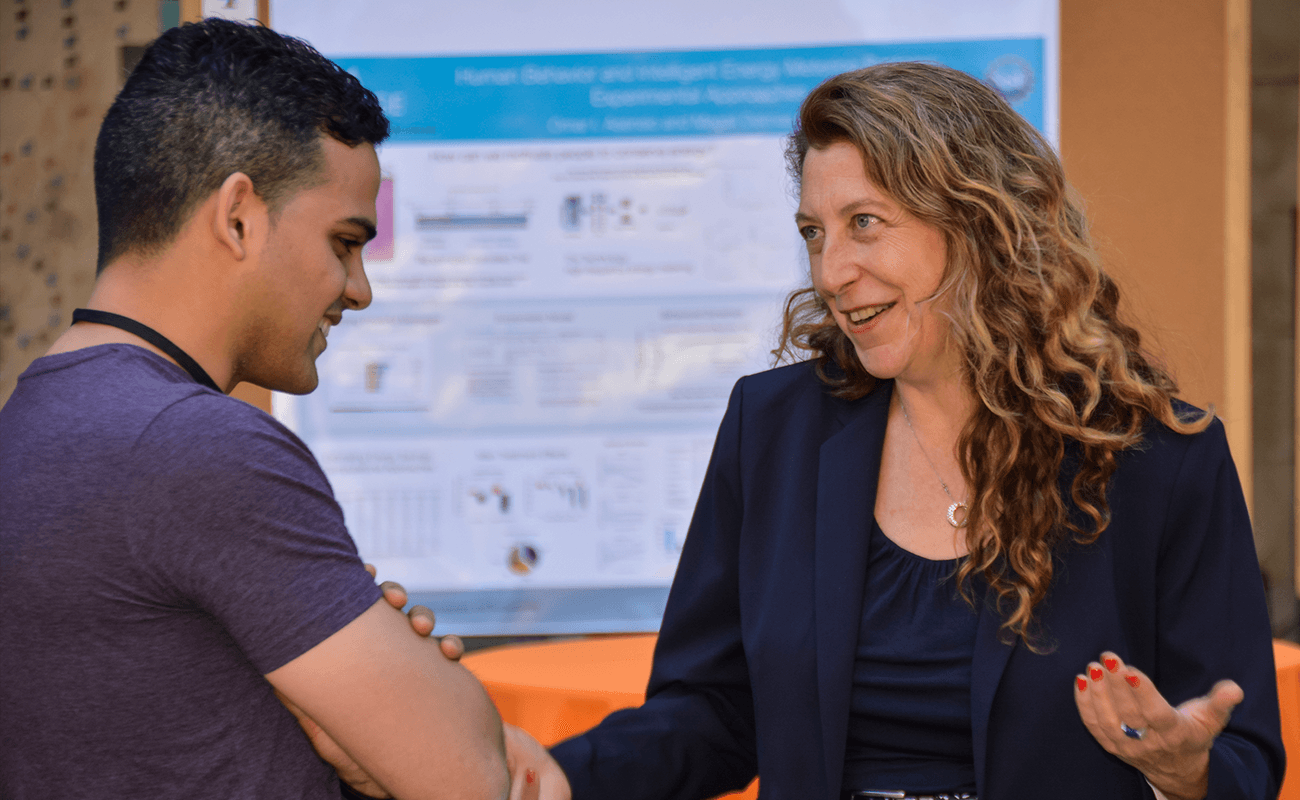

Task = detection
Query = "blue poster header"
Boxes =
[338,39,1043,142]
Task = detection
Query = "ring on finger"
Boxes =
[1120,723,1145,740]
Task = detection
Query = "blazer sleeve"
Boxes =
[550,378,758,800]
[1152,419,1285,798]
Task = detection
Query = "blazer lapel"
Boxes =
[970,566,1018,791]
[813,382,892,795]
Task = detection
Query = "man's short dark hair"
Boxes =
[93,18,389,272]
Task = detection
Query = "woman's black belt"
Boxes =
[842,792,976,800]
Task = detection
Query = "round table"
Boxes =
[463,634,758,799]
[1274,638,1300,800]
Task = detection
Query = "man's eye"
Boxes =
[799,226,819,241]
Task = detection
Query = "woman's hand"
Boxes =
[1073,651,1243,800]
[505,723,570,800]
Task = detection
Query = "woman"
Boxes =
[530,62,1284,799]
[324,61,1282,799]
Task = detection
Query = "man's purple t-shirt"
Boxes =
[0,345,382,799]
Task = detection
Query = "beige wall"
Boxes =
[1060,0,1252,479]
[1062,0,1299,638]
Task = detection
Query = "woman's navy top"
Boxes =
[840,518,980,794]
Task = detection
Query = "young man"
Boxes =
[0,20,513,800]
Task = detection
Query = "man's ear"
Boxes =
[212,172,263,261]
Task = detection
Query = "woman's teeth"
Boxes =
[847,303,893,324]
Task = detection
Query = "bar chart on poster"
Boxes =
[272,0,1058,634]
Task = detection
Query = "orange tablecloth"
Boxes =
[465,635,1300,799]
[1276,639,1300,800]
[463,634,757,799]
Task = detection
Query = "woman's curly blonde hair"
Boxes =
[775,61,1210,645]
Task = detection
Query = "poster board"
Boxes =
[272,0,1059,634]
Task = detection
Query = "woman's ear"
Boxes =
[211,172,261,261]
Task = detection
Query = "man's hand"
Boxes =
[505,724,570,800]
[277,688,390,798]
[366,564,464,660]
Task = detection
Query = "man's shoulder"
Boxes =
[6,344,232,432]
[32,346,327,485]
[134,391,320,483]
[146,387,289,440]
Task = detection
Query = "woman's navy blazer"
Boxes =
[551,361,1284,799]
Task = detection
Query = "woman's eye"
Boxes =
[799,226,820,242]
[854,214,876,229]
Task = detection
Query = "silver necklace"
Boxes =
[899,399,969,528]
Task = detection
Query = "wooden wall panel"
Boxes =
[0,0,158,406]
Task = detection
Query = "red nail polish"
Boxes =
[1126,675,1140,688]
[525,769,536,785]
[1103,657,1118,672]
[1076,676,1088,691]
[1089,667,1103,681]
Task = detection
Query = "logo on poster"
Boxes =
[984,55,1035,104]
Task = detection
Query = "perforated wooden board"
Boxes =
[0,0,158,406]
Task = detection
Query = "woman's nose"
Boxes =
[815,234,860,298]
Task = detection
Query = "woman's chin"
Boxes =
[853,349,901,381]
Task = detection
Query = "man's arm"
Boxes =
[267,598,510,800]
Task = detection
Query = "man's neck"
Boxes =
[46,253,237,393]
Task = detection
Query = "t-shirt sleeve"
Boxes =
[126,394,382,674]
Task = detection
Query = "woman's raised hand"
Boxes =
[1073,651,1243,800]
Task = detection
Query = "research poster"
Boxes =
[273,0,1058,634]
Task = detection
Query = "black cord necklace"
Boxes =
[72,308,222,393]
